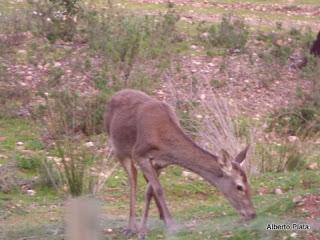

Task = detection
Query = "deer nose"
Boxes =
[243,211,256,220]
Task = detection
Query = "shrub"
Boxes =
[83,6,179,90]
[40,90,117,196]
[16,155,41,171]
[199,14,249,53]
[44,90,109,137]
[28,0,82,42]
[256,142,306,173]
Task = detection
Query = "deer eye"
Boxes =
[236,185,244,191]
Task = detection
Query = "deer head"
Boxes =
[214,146,256,220]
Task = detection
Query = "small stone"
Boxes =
[288,136,299,143]
[84,141,94,147]
[290,232,297,238]
[307,162,318,170]
[16,141,24,146]
[26,189,36,196]
[17,49,27,55]
[25,76,33,81]
[182,171,198,180]
[200,94,206,100]
[293,196,303,205]
[274,188,283,195]
[54,62,62,67]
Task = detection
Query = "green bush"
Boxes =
[16,155,41,171]
[200,14,249,52]
[255,142,306,173]
[28,0,82,42]
[84,7,179,89]
[267,104,320,137]
[44,90,109,137]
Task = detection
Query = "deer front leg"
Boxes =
[140,170,164,239]
[136,158,173,240]
[120,158,138,236]
[142,171,165,220]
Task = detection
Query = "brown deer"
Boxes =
[104,89,256,239]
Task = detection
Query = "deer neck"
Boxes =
[162,137,223,182]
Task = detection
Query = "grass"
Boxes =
[2,118,318,239]
[1,165,319,239]
[0,118,43,153]
[0,99,319,240]
[118,0,320,24]
[212,0,320,4]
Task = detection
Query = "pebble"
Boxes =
[26,189,36,196]
[84,141,94,147]
[274,188,283,195]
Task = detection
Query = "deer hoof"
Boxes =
[121,227,137,237]
[138,233,146,240]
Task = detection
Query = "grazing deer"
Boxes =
[104,89,256,239]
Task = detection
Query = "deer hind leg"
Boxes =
[120,157,138,235]
[135,158,173,240]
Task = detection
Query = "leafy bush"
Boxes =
[255,142,306,173]
[16,155,41,171]
[44,90,108,137]
[267,53,320,137]
[41,90,116,196]
[199,14,249,53]
[28,0,82,42]
[84,7,179,90]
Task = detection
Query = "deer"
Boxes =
[104,89,256,240]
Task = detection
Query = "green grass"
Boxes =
[1,117,318,239]
[0,118,43,152]
[118,0,320,23]
[212,0,320,4]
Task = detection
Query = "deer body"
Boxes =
[104,89,256,239]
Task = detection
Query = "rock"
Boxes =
[200,32,209,41]
[16,141,24,146]
[288,136,299,143]
[307,162,318,170]
[17,49,27,55]
[290,232,297,238]
[274,188,283,195]
[26,189,36,196]
[258,187,269,195]
[84,141,94,147]
[200,94,206,100]
[25,75,33,81]
[54,62,62,67]
[293,195,303,206]
[182,171,199,180]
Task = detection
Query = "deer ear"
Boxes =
[234,145,249,164]
[218,149,232,174]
